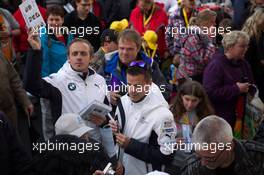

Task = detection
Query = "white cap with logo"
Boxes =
[55,113,93,137]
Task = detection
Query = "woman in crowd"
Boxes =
[176,9,216,84]
[242,8,264,102]
[170,80,214,142]
[203,31,254,128]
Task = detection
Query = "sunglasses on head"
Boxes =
[128,61,147,69]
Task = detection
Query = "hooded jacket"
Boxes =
[39,27,74,77]
[115,83,177,175]
[24,50,109,142]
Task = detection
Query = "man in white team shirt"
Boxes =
[25,32,111,142]
[109,61,177,175]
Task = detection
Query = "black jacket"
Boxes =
[0,111,32,175]
[63,11,102,51]
[181,139,264,175]
[24,50,62,124]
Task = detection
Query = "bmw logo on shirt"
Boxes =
[68,82,77,91]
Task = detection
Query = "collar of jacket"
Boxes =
[232,139,255,173]
[105,51,153,82]
[59,62,95,82]
[73,10,92,21]
[126,83,168,110]
[221,53,244,67]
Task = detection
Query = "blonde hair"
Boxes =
[222,31,250,51]
[242,8,264,42]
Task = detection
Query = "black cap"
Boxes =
[100,29,118,44]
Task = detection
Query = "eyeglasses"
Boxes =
[128,61,147,69]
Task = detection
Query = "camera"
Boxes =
[241,76,249,83]
[103,163,116,175]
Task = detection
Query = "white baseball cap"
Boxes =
[55,113,93,137]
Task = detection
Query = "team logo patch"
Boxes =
[68,82,76,91]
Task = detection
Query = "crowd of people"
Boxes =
[1,0,264,175]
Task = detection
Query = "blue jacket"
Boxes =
[105,51,152,86]
[104,51,171,100]
[40,27,74,77]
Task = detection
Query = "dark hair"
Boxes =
[67,38,94,57]
[171,81,214,122]
[46,5,64,18]
[25,135,109,175]
[126,65,152,81]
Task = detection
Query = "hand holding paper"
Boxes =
[89,113,107,126]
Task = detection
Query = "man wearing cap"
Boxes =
[102,29,171,105]
[55,113,124,175]
[109,62,176,175]
[130,0,168,58]
[55,113,94,138]
[91,29,118,71]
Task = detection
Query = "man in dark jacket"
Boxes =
[63,0,102,51]
[0,111,32,175]
[181,115,264,175]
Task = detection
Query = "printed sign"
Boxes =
[19,0,46,30]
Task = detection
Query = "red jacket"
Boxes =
[13,5,47,52]
[130,3,168,57]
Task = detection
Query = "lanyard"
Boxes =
[142,44,156,59]
[183,8,189,27]
[143,5,155,27]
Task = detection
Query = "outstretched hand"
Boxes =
[27,29,41,50]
